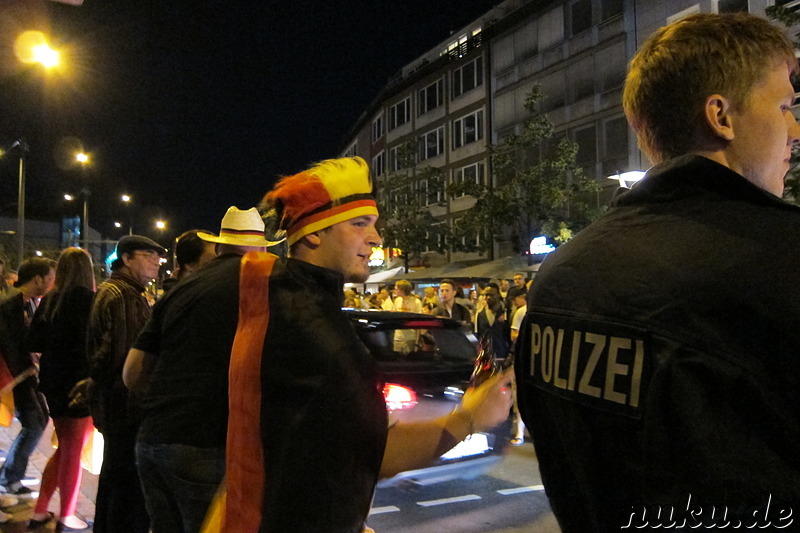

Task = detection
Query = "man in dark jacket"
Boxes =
[515,13,800,532]
[87,235,165,533]
[434,278,471,326]
[0,257,55,495]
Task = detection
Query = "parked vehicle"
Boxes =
[344,309,511,487]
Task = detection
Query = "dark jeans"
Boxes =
[0,377,48,487]
[135,441,225,533]
[94,425,149,533]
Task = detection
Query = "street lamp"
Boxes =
[121,194,133,235]
[14,31,60,69]
[5,33,62,264]
[607,170,646,188]
[75,151,91,249]
[63,190,89,248]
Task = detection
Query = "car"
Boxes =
[343,308,511,488]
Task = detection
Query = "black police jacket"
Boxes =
[516,155,800,532]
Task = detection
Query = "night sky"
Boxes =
[0,0,497,245]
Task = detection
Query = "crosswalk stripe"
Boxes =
[369,506,401,515]
[417,494,482,507]
[497,485,545,495]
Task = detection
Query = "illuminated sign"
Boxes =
[368,247,385,267]
[529,236,555,255]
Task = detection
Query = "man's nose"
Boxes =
[368,230,382,247]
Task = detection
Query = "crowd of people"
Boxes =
[0,158,513,533]
[0,10,798,533]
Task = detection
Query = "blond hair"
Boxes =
[623,13,796,164]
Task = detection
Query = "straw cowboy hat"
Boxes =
[197,207,281,247]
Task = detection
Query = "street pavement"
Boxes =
[0,419,96,532]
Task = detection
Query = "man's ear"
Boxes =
[704,94,735,141]
[303,232,322,248]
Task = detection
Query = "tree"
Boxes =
[449,85,602,255]
[767,5,800,204]
[378,142,446,272]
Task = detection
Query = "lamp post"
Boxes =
[74,152,91,249]
[13,141,28,264]
[1,140,30,264]
[9,33,60,264]
[121,194,133,235]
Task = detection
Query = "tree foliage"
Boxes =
[449,85,602,254]
[378,141,446,271]
[767,5,800,204]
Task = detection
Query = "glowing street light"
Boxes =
[155,220,166,231]
[114,222,122,229]
[120,194,134,235]
[607,170,646,189]
[14,31,60,69]
[75,152,89,164]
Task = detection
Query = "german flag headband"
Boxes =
[264,156,378,247]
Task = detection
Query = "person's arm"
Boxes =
[380,368,513,479]
[122,348,156,391]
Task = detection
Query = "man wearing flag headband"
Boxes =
[203,156,512,533]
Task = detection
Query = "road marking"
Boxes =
[369,506,401,515]
[497,485,545,495]
[417,494,482,507]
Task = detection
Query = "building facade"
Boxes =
[341,0,790,267]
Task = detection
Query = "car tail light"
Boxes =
[383,383,418,411]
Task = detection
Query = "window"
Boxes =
[538,6,565,50]
[372,151,385,178]
[418,127,445,161]
[372,114,384,143]
[418,79,444,116]
[427,222,445,252]
[454,217,480,247]
[574,125,597,180]
[418,179,442,206]
[389,98,411,130]
[571,0,592,35]
[452,109,484,149]
[718,0,748,12]
[567,57,594,102]
[597,42,626,93]
[602,116,629,177]
[601,0,623,19]
[452,162,486,196]
[389,146,402,172]
[540,73,566,113]
[452,57,483,98]
[343,142,357,158]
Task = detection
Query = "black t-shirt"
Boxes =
[133,253,241,447]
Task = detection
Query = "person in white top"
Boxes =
[509,289,528,446]
[392,280,422,353]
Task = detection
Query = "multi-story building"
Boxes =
[341,0,790,267]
